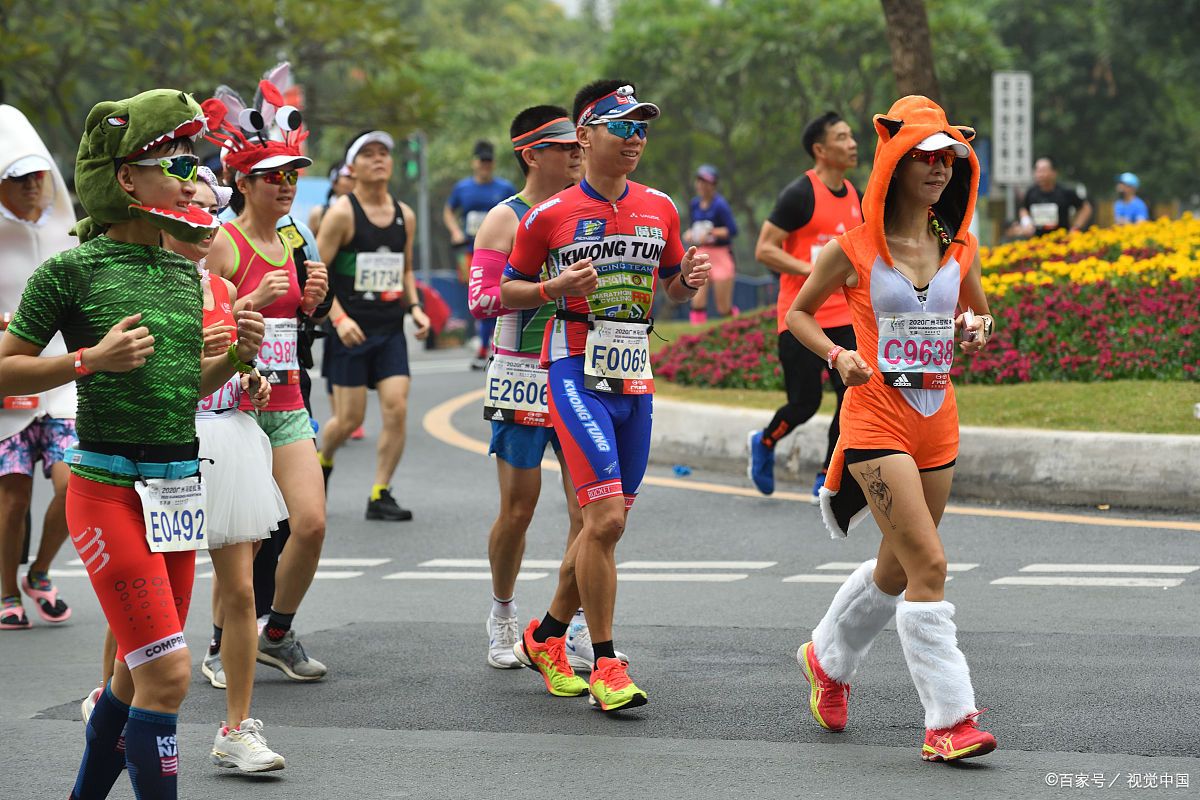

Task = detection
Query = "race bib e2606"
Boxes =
[483,355,551,427]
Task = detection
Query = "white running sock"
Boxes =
[571,607,586,625]
[811,559,900,683]
[896,600,978,729]
[491,596,516,619]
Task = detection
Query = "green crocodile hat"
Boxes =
[73,88,219,243]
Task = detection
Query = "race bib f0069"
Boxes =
[584,320,653,395]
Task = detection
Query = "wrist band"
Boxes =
[226,343,254,374]
[74,348,92,377]
[538,281,552,302]
[331,314,346,327]
[681,273,698,291]
[826,345,845,370]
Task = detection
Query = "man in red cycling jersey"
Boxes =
[501,80,709,713]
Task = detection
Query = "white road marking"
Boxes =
[992,576,1184,588]
[194,570,364,580]
[618,573,747,582]
[816,561,977,572]
[1019,563,1198,574]
[418,558,563,569]
[384,571,549,581]
[784,574,954,584]
[315,558,392,568]
[617,561,776,570]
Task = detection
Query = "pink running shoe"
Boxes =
[22,573,71,623]
[350,426,366,440]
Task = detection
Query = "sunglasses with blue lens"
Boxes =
[603,120,648,140]
[127,154,199,182]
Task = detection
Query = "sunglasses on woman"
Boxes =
[254,170,300,186]
[126,154,199,182]
[601,120,648,140]
[907,149,957,168]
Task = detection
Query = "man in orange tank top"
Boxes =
[749,112,862,499]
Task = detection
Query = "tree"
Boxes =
[879,0,942,101]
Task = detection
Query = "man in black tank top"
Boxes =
[316,130,430,521]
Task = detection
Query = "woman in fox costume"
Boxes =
[785,95,996,762]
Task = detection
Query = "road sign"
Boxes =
[992,71,1033,186]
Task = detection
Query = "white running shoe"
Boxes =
[201,651,226,689]
[81,686,102,725]
[486,613,522,669]
[564,620,628,672]
[211,718,285,772]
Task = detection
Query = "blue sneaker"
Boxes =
[747,430,775,495]
[811,471,827,505]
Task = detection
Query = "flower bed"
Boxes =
[654,215,1200,385]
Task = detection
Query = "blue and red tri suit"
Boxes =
[505,178,684,507]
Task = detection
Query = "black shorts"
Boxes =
[844,448,956,473]
[327,329,410,389]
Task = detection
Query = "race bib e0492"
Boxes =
[135,477,208,553]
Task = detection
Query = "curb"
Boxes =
[650,398,1200,512]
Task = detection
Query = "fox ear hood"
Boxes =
[865,95,979,266]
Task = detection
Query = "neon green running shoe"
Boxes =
[588,657,648,712]
[513,619,588,697]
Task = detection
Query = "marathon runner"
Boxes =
[317,129,431,521]
[501,80,710,712]
[0,88,265,800]
[444,140,516,369]
[787,95,996,762]
[0,104,79,631]
[203,87,332,681]
[469,104,618,672]
[749,111,862,499]
[162,166,287,772]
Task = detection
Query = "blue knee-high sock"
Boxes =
[124,707,178,800]
[71,683,130,799]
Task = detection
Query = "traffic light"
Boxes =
[405,134,421,180]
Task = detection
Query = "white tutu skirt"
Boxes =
[196,410,288,548]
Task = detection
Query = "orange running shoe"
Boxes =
[798,641,849,731]
[588,657,647,712]
[512,619,588,697]
[922,710,997,762]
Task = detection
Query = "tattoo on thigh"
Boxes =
[859,465,895,528]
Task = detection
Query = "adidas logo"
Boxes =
[892,374,911,387]
[594,379,612,392]
[491,409,505,421]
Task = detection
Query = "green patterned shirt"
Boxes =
[9,237,202,485]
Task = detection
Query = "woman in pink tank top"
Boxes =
[202,104,333,685]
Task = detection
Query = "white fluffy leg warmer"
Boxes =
[811,559,900,683]
[896,600,978,729]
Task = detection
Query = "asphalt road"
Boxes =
[4,348,1198,799]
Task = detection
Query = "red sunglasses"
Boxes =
[907,149,957,168]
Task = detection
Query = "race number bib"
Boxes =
[258,318,299,385]
[483,355,551,427]
[465,210,487,237]
[197,374,241,413]
[584,320,653,395]
[1029,202,1059,229]
[135,478,208,553]
[876,312,954,390]
[354,251,406,295]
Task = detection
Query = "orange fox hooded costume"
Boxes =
[818,96,980,537]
